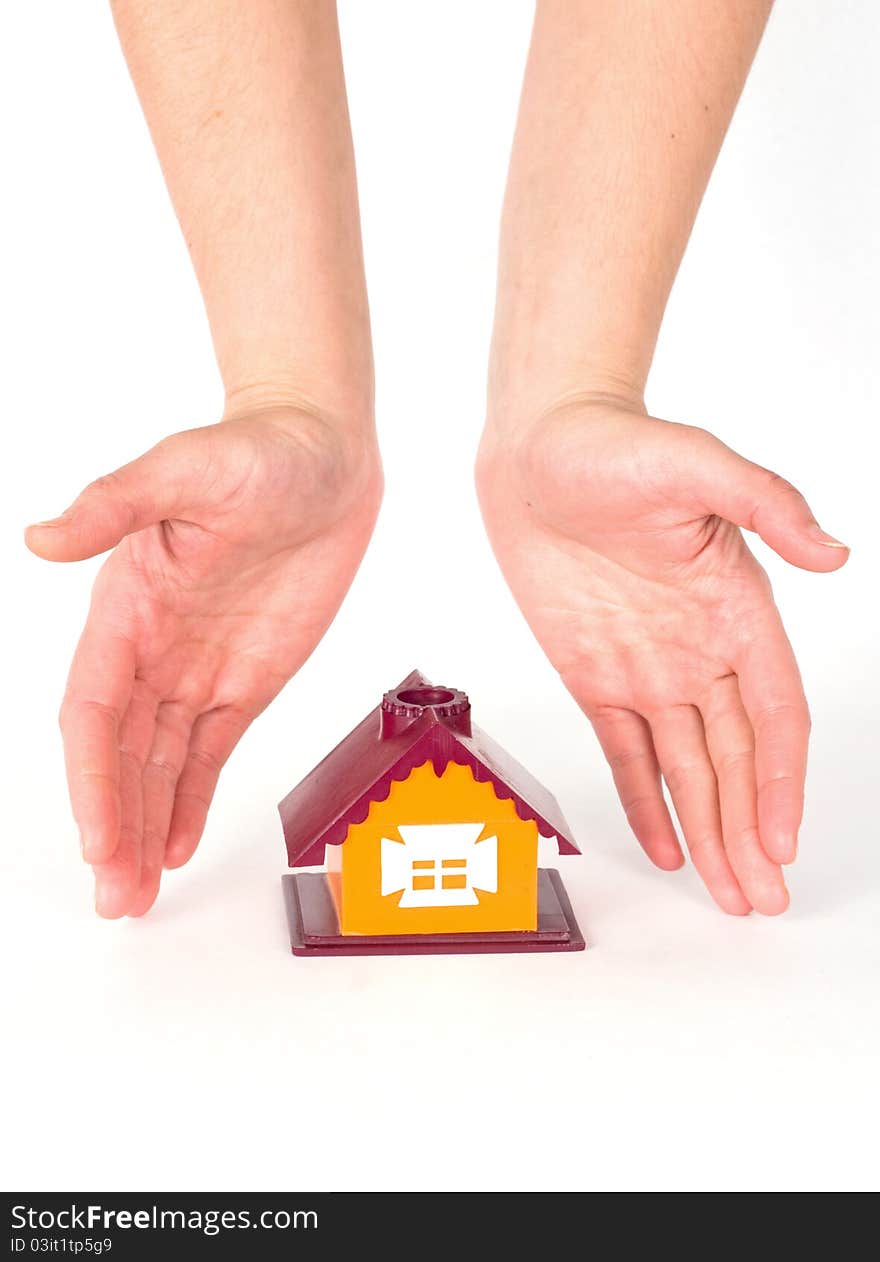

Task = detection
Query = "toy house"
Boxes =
[279,670,585,956]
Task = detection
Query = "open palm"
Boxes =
[27,409,382,917]
[478,402,848,914]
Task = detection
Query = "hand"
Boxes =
[27,407,382,918]
[477,399,849,915]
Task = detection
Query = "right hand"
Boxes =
[26,406,382,918]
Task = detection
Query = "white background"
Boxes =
[2,1,878,1193]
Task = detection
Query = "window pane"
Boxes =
[441,874,468,890]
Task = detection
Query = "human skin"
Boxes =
[478,0,849,914]
[25,1,381,917]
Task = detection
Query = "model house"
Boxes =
[280,670,584,956]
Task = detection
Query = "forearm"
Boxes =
[489,0,772,428]
[110,0,372,426]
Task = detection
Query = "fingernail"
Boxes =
[81,837,102,863]
[94,879,121,919]
[769,828,798,864]
[808,523,849,548]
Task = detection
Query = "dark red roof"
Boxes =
[279,670,579,868]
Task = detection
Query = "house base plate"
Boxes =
[283,868,586,956]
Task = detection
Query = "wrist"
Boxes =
[483,377,646,450]
[223,372,374,438]
[477,390,655,523]
[218,395,382,514]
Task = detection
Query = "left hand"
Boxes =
[477,399,849,915]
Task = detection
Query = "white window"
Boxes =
[381,823,498,908]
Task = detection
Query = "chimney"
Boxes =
[379,682,472,740]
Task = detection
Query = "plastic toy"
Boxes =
[279,670,585,956]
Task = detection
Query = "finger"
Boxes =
[164,706,249,870]
[60,623,136,864]
[128,702,193,917]
[24,432,203,562]
[682,427,850,573]
[92,744,142,920]
[93,682,157,919]
[736,620,810,865]
[589,706,683,870]
[650,705,751,916]
[703,677,789,916]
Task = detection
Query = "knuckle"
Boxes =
[663,759,711,795]
[117,822,142,847]
[728,824,761,854]
[60,696,119,731]
[754,701,810,737]
[145,755,180,786]
[187,747,223,778]
[74,768,115,787]
[119,745,145,772]
[679,423,722,464]
[141,825,168,852]
[716,746,754,776]
[757,771,798,795]
[608,747,648,773]
[622,791,662,815]
[739,827,763,852]
[687,834,720,861]
[765,471,805,507]
[685,423,715,448]
[86,471,125,500]
[174,787,212,813]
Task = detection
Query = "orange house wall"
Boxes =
[335,761,539,936]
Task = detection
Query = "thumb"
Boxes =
[684,428,850,573]
[25,434,196,561]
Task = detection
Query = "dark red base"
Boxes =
[283,868,586,956]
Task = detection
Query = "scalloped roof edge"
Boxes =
[279,670,579,868]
